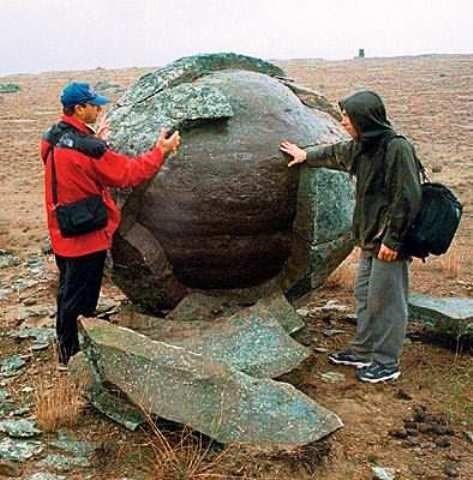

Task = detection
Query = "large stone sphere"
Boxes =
[107,54,353,311]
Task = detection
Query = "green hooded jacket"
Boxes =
[305,90,422,253]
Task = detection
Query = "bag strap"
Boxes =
[49,146,59,206]
[45,122,75,207]
[415,152,430,184]
[383,134,430,184]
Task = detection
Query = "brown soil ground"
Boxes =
[0,55,472,479]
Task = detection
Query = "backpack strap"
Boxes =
[382,134,429,184]
[44,122,75,207]
[44,122,108,207]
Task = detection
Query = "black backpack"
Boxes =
[403,181,462,259]
[387,137,463,259]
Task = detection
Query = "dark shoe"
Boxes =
[328,350,372,368]
[357,362,400,383]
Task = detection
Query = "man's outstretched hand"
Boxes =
[156,129,181,157]
[280,140,307,167]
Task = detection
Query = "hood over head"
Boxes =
[339,90,395,143]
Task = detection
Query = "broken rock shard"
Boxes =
[80,318,342,445]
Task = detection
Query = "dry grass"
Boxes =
[143,414,236,480]
[437,243,463,278]
[33,374,86,432]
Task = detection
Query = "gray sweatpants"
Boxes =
[350,252,409,367]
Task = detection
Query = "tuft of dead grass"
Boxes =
[141,410,237,480]
[150,427,233,479]
[437,243,463,278]
[34,374,86,432]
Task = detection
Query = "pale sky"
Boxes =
[1,0,472,76]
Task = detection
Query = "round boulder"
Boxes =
[107,53,354,311]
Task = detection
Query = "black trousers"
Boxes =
[55,250,107,364]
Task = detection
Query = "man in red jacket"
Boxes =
[41,81,180,367]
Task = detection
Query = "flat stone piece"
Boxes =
[0,84,20,94]
[116,52,285,106]
[7,305,52,322]
[109,82,233,156]
[0,438,43,462]
[0,289,11,300]
[409,293,473,337]
[95,296,122,318]
[165,292,235,322]
[0,400,17,418]
[49,431,96,457]
[87,383,145,431]
[39,454,90,472]
[372,466,396,480]
[320,372,346,384]
[0,419,41,438]
[0,388,8,401]
[165,308,309,378]
[80,318,343,445]
[164,283,296,324]
[117,292,308,379]
[67,351,145,431]
[253,291,305,335]
[11,407,30,417]
[9,327,56,350]
[28,474,66,480]
[0,356,26,378]
[0,250,20,269]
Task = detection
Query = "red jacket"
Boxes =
[41,115,165,257]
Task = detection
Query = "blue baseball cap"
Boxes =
[60,82,110,107]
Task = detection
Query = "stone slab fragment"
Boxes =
[49,431,96,457]
[28,474,66,480]
[80,318,342,446]
[117,291,308,379]
[409,293,473,337]
[0,438,43,462]
[0,419,40,438]
[0,356,26,378]
[68,352,145,431]
[39,454,91,472]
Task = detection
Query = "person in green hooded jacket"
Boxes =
[280,90,422,383]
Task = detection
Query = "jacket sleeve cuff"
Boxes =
[382,231,402,251]
[306,146,329,167]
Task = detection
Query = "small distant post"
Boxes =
[358,48,365,58]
